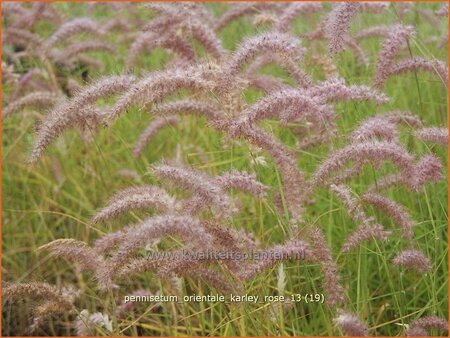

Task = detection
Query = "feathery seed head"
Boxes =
[393,249,431,272]
[334,310,369,336]
[325,2,361,54]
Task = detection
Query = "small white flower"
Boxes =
[144,239,160,252]
[90,312,113,332]
[252,155,268,167]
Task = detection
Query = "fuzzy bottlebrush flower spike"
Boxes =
[3,282,79,334]
[302,17,370,66]
[313,141,415,186]
[151,163,268,217]
[2,91,61,118]
[91,186,179,223]
[244,74,287,94]
[384,110,423,128]
[325,2,361,54]
[43,17,103,49]
[202,220,259,252]
[8,68,54,101]
[39,239,104,273]
[99,215,213,288]
[145,3,225,60]
[29,75,135,163]
[274,2,323,32]
[246,53,313,88]
[215,170,268,198]
[412,154,444,190]
[107,67,215,125]
[143,16,182,38]
[229,32,305,73]
[386,57,448,86]
[374,24,416,88]
[406,315,449,336]
[3,28,44,49]
[309,227,346,306]
[416,127,449,146]
[435,4,449,17]
[92,164,267,247]
[133,115,179,158]
[126,32,196,72]
[306,77,389,105]
[316,137,443,191]
[359,2,390,13]
[334,310,369,336]
[355,25,393,40]
[228,75,387,152]
[181,18,226,60]
[49,41,115,66]
[103,17,132,33]
[330,184,391,252]
[340,37,369,66]
[226,125,308,223]
[150,99,224,123]
[229,88,332,131]
[8,3,63,29]
[214,2,277,32]
[366,155,443,193]
[392,249,431,272]
[362,192,414,240]
[350,116,399,143]
[221,32,305,92]
[341,222,390,253]
[349,111,422,144]
[2,282,76,310]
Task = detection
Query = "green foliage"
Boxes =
[2,2,447,336]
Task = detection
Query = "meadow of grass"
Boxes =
[2,2,448,336]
